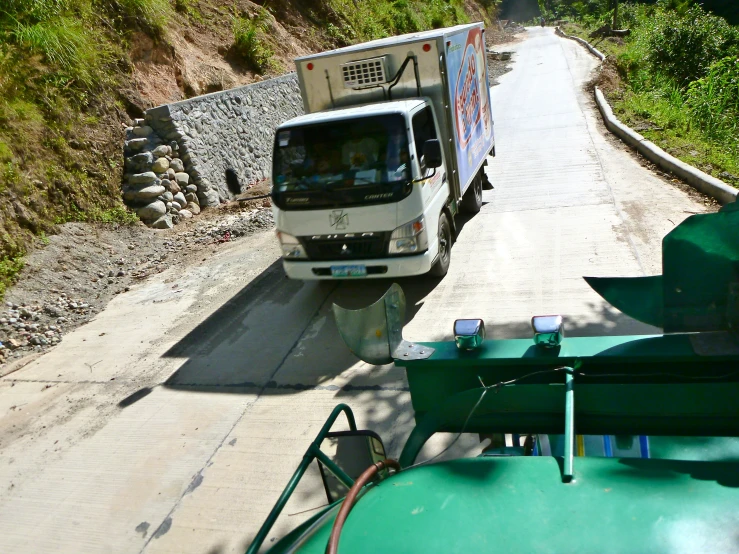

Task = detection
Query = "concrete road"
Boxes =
[0,28,712,553]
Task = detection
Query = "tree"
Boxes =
[611,0,619,28]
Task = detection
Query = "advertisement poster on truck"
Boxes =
[446,27,494,193]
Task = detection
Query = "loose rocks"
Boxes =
[129,172,157,185]
[173,192,187,208]
[125,185,165,202]
[170,158,185,172]
[151,215,174,229]
[174,172,190,186]
[137,201,167,221]
[152,158,170,173]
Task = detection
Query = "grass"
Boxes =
[87,206,140,225]
[559,18,739,186]
[0,0,170,298]
[232,8,276,74]
[0,255,24,298]
[11,16,111,87]
[111,0,173,35]
[324,0,472,44]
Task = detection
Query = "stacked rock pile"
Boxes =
[122,119,203,229]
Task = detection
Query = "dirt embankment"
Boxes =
[0,182,273,373]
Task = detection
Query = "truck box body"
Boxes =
[294,23,495,202]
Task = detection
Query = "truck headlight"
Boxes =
[276,231,307,259]
[388,216,428,255]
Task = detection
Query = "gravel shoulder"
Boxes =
[1,182,274,373]
[486,24,526,87]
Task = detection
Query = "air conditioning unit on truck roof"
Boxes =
[270,23,496,281]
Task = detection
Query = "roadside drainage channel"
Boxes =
[555,27,737,205]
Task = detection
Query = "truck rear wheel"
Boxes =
[461,173,483,214]
[429,212,452,277]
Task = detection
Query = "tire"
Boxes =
[461,173,483,214]
[429,212,452,278]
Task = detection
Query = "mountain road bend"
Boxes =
[0,27,713,554]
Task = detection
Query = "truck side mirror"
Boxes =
[423,139,442,169]
[317,430,387,503]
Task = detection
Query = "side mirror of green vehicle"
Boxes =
[317,430,387,503]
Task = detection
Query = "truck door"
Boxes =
[411,105,445,204]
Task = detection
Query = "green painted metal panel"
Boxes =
[585,276,664,328]
[397,384,739,466]
[282,457,739,553]
[584,203,739,332]
[397,334,739,425]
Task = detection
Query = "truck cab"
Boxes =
[272,99,451,279]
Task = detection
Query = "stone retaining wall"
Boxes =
[122,73,302,228]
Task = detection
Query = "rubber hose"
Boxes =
[326,459,400,554]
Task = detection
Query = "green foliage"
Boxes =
[566,2,739,181]
[686,56,739,145]
[639,5,739,86]
[174,0,203,23]
[88,206,140,224]
[556,2,739,181]
[11,17,111,87]
[0,140,13,164]
[108,0,173,34]
[326,0,470,43]
[0,255,24,298]
[232,8,275,74]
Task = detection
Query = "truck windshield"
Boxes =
[272,114,412,210]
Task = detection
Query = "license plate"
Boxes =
[330,264,367,278]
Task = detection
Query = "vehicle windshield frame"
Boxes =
[271,113,414,210]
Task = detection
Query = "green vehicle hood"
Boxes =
[280,456,739,553]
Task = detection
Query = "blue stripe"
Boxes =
[603,435,613,457]
[639,435,650,459]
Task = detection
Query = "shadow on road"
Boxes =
[158,256,446,393]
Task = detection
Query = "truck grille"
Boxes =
[340,57,387,88]
[302,235,388,261]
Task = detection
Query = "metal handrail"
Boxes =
[245,404,358,554]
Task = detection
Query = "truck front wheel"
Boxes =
[429,212,452,277]
[461,173,483,213]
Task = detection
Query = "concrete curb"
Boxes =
[594,88,738,204]
[554,27,605,61]
[554,26,737,204]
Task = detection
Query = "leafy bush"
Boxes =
[597,3,739,181]
[687,56,739,143]
[640,5,739,85]
[326,0,469,43]
[0,255,25,298]
[232,8,275,74]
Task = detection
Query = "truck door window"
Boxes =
[412,107,438,173]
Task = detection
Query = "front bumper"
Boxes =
[282,250,435,280]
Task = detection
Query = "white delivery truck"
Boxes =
[271,23,495,279]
